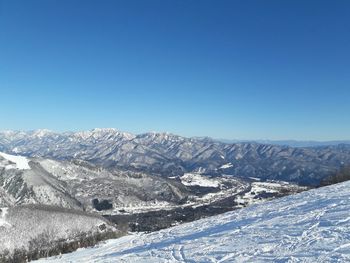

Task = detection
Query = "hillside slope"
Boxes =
[39,180,350,262]
[0,205,118,262]
[0,152,195,212]
[4,152,286,215]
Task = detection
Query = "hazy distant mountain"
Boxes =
[218,138,350,147]
[1,129,350,185]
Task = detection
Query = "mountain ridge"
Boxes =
[4,129,349,146]
[1,129,350,185]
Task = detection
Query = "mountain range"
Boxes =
[218,138,350,147]
[1,129,350,186]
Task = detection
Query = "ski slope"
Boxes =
[39,181,350,262]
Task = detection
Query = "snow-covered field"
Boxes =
[38,180,350,262]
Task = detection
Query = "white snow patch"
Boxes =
[0,207,11,228]
[235,153,243,160]
[220,163,233,169]
[0,152,30,170]
[180,173,220,188]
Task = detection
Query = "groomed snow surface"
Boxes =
[39,180,350,262]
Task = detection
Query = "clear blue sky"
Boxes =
[0,0,349,140]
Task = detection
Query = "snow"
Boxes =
[234,182,278,206]
[73,128,135,141]
[0,207,11,228]
[0,205,115,254]
[235,153,243,160]
[220,163,233,169]
[39,180,350,262]
[180,173,220,187]
[0,152,30,170]
[32,129,54,138]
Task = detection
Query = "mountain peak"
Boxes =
[91,128,118,133]
[73,128,135,140]
[31,129,55,138]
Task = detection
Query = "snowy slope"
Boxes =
[0,152,30,170]
[39,180,350,262]
[0,205,118,261]
[2,154,265,214]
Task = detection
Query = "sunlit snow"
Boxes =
[180,173,220,187]
[220,163,233,169]
[0,208,11,228]
[39,180,350,262]
[0,152,30,170]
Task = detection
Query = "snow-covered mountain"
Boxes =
[38,180,350,262]
[0,152,196,212]
[4,152,297,214]
[218,138,350,147]
[1,129,350,185]
[0,151,305,232]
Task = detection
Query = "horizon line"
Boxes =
[1,128,350,143]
